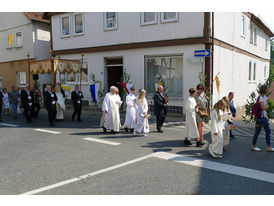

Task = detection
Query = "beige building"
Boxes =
[0,12,51,91]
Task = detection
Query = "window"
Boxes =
[241,14,245,37]
[141,12,157,25]
[6,33,13,48]
[250,23,253,44]
[160,12,179,23]
[15,32,23,47]
[145,55,183,97]
[17,72,26,86]
[254,27,257,46]
[104,12,117,30]
[74,13,84,35]
[61,15,70,37]
[248,61,252,81]
[253,62,256,81]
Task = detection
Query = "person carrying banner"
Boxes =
[43,85,57,126]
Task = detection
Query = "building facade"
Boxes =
[0,12,51,92]
[46,12,273,114]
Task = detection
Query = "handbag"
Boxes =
[198,108,208,117]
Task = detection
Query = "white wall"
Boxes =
[51,12,204,51]
[0,13,35,62]
[57,44,205,107]
[213,44,270,109]
[214,12,271,60]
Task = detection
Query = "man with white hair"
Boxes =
[154,85,168,133]
[102,86,121,134]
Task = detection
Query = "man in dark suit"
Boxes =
[154,86,168,133]
[43,84,57,126]
[71,85,84,122]
[20,85,33,123]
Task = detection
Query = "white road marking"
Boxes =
[83,137,121,146]
[152,152,274,184]
[0,123,19,127]
[20,153,154,195]
[34,129,62,134]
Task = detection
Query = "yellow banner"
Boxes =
[8,33,13,47]
[216,76,220,94]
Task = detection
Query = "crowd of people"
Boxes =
[0,84,83,127]
[1,82,273,157]
[101,85,167,136]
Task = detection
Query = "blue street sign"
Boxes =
[194,49,210,57]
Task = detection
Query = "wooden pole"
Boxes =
[80,53,84,91]
[49,49,53,88]
[27,52,30,86]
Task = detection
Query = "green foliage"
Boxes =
[119,69,132,109]
[89,73,106,107]
[267,99,274,118]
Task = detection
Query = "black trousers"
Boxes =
[25,106,32,123]
[227,120,233,136]
[156,114,166,131]
[32,103,40,118]
[0,103,2,119]
[72,103,82,120]
[47,106,56,124]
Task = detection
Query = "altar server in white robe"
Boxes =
[124,86,137,133]
[102,86,121,134]
[184,88,200,146]
[209,99,231,158]
[135,89,149,136]
[55,84,66,121]
[115,87,122,127]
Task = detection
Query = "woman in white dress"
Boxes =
[135,89,149,136]
[2,88,10,116]
[209,99,231,158]
[124,87,137,133]
[55,85,66,121]
[184,88,200,146]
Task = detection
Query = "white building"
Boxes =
[45,12,273,114]
[0,12,51,91]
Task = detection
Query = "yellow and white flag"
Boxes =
[216,76,220,94]
[8,33,13,47]
[61,84,71,91]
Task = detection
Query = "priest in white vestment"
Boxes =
[135,89,149,136]
[55,84,66,121]
[102,86,121,134]
[184,88,200,146]
[124,87,137,133]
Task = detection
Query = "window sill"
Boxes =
[141,22,158,26]
[61,34,71,38]
[160,19,179,24]
[104,27,118,31]
[73,32,85,37]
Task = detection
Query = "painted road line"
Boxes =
[20,153,154,195]
[0,123,19,127]
[34,129,62,134]
[153,152,274,184]
[83,137,121,146]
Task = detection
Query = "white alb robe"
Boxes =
[124,93,137,129]
[102,92,121,132]
[223,109,232,146]
[56,92,65,120]
[184,96,199,139]
[136,98,149,134]
[209,109,230,155]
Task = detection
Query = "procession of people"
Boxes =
[1,81,273,157]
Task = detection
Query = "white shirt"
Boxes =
[259,95,268,118]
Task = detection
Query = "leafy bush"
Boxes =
[267,99,274,118]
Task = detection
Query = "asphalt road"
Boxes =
[0,111,273,195]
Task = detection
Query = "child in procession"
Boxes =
[209,99,231,158]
